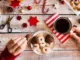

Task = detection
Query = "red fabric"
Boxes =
[0,48,20,60]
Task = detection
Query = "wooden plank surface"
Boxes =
[0,0,80,60]
[0,15,80,60]
[0,15,80,33]
[0,0,75,14]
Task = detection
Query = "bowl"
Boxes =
[30,31,54,55]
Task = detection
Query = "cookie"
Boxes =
[7,6,14,13]
[49,42,54,48]
[33,44,39,48]
[33,44,41,52]
[25,33,32,40]
[42,47,51,54]
[31,36,38,44]
[37,34,45,44]
[39,42,46,47]
[76,3,80,11]
[45,43,50,47]
[68,0,80,11]
[45,34,54,44]
[45,42,54,48]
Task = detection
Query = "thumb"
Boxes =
[70,31,80,44]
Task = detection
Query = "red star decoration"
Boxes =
[10,0,20,8]
[28,16,39,26]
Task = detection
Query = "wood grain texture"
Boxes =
[0,0,80,60]
[0,0,74,14]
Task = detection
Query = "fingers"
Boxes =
[7,39,14,49]
[7,37,22,49]
[10,38,26,53]
[71,27,76,32]
[75,28,80,34]
[7,36,27,56]
[72,27,80,33]
[13,40,27,56]
[17,38,26,46]
[7,39,13,45]
[70,31,80,43]
[13,37,23,43]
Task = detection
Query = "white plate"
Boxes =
[64,0,80,16]
[31,31,54,55]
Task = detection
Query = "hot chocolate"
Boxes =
[54,17,72,34]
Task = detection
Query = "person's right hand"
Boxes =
[7,37,27,56]
[70,27,80,44]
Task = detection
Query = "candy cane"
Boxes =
[42,0,49,14]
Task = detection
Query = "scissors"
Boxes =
[0,16,13,33]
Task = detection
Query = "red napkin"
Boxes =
[45,13,70,44]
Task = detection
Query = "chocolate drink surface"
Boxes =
[55,18,71,34]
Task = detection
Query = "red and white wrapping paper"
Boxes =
[45,13,70,44]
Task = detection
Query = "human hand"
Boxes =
[7,37,27,56]
[70,27,80,44]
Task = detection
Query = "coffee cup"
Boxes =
[54,17,72,34]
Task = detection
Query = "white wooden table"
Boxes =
[0,0,80,60]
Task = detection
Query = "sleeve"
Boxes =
[0,47,20,60]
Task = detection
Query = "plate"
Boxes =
[30,31,54,55]
[64,0,80,16]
